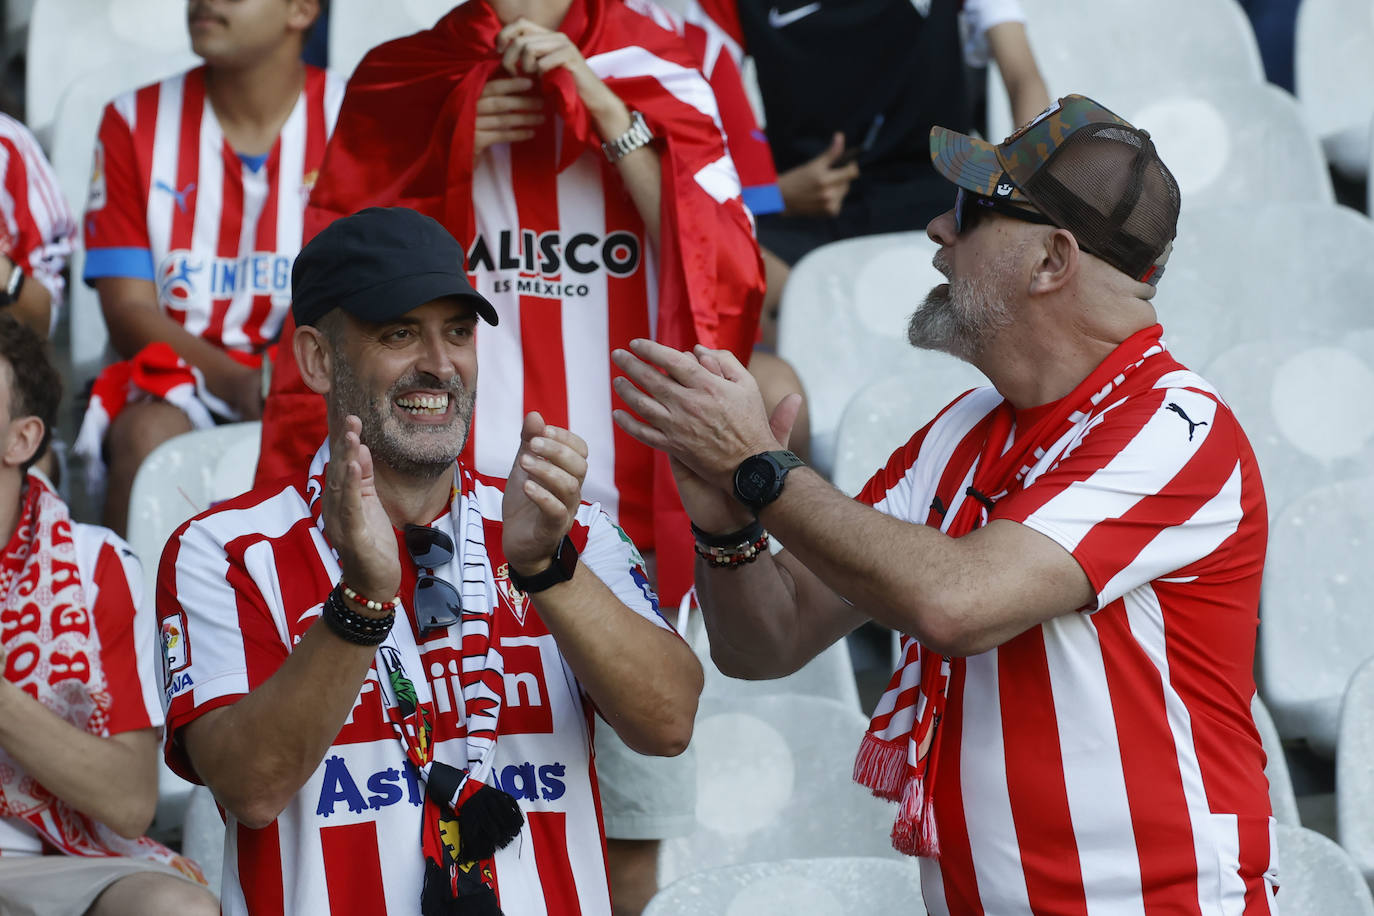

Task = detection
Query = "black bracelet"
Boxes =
[322,586,395,646]
[690,519,765,549]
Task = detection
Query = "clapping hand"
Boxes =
[322,416,401,604]
[502,412,589,576]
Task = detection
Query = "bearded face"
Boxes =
[907,245,1021,362]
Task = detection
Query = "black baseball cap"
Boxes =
[291,207,498,327]
[931,94,1181,286]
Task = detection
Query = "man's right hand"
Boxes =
[777,132,860,218]
[323,416,401,604]
[474,77,545,163]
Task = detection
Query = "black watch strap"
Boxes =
[0,262,24,306]
[508,534,579,594]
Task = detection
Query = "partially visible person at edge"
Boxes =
[250,3,768,910]
[685,0,1050,273]
[610,95,1276,913]
[159,207,702,916]
[0,314,217,916]
[0,111,77,338]
[77,0,343,535]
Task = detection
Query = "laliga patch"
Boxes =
[495,563,531,625]
[160,611,191,689]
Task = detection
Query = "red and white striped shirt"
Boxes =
[465,41,747,545]
[0,522,161,855]
[858,359,1275,914]
[83,65,343,353]
[159,451,671,915]
[0,113,76,320]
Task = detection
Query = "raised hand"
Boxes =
[474,76,545,162]
[322,416,401,604]
[502,412,589,575]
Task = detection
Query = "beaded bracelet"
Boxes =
[693,531,771,569]
[340,582,402,614]
[322,586,395,646]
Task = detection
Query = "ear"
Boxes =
[2,415,45,470]
[1028,228,1079,296]
[288,0,321,32]
[294,324,333,396]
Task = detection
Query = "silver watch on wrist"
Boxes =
[601,110,654,163]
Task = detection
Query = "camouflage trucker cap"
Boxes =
[930,94,1181,286]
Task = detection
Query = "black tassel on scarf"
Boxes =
[421,764,526,916]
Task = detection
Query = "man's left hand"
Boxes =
[495,18,631,141]
[502,412,590,575]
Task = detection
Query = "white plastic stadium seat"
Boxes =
[1337,656,1374,884]
[776,231,944,479]
[657,694,903,887]
[986,0,1263,141]
[49,58,200,386]
[645,856,924,916]
[25,0,194,143]
[1202,333,1374,522]
[126,422,260,843]
[328,0,461,79]
[1275,824,1374,916]
[1156,202,1374,371]
[1252,694,1301,827]
[1296,0,1374,180]
[181,785,224,900]
[1106,82,1333,210]
[831,366,986,498]
[1258,477,1374,757]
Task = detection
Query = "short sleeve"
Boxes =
[0,120,76,306]
[83,102,155,283]
[994,388,1251,611]
[157,516,290,781]
[576,506,673,632]
[960,0,1028,68]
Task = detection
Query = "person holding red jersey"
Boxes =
[79,0,343,535]
[0,315,216,916]
[612,95,1278,914]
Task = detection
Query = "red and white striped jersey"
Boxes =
[82,65,343,353]
[858,359,1275,914]
[159,455,671,915]
[464,42,746,545]
[0,113,77,318]
[0,522,161,855]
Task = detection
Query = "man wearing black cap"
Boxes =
[156,207,702,916]
[609,95,1276,912]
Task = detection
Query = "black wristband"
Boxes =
[690,519,765,549]
[322,586,395,646]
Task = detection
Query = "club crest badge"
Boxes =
[495,563,530,625]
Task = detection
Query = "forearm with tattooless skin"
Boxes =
[180,618,383,830]
[587,97,662,249]
[0,680,159,839]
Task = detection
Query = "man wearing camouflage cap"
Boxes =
[609,95,1276,913]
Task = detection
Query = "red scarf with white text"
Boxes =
[854,326,1175,857]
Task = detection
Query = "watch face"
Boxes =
[736,455,776,503]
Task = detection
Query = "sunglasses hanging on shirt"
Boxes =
[404,524,463,633]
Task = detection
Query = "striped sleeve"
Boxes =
[83,97,155,282]
[74,524,163,735]
[995,387,1250,610]
[0,116,76,306]
[157,507,291,781]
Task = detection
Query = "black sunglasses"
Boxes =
[954,187,1057,234]
[404,524,463,633]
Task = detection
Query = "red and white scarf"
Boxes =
[853,325,1172,858]
[306,446,517,911]
[0,472,205,881]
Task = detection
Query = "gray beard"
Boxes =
[907,248,1016,361]
[330,360,475,481]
